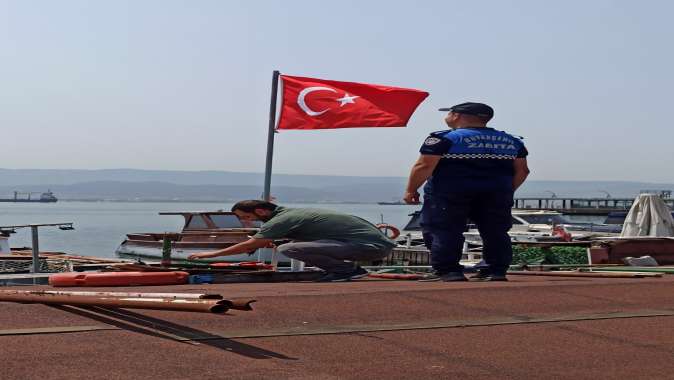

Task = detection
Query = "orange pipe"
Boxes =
[38,290,223,300]
[0,290,253,314]
[49,271,189,287]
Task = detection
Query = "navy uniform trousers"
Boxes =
[421,192,514,275]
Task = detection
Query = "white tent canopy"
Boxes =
[621,194,674,237]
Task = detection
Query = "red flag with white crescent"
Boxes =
[277,75,429,130]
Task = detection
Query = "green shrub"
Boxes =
[511,246,588,265]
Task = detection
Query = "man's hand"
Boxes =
[403,191,421,204]
[404,155,440,205]
[187,251,220,260]
[187,238,274,261]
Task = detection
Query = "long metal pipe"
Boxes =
[36,290,256,310]
[507,270,662,278]
[37,291,223,299]
[0,290,254,313]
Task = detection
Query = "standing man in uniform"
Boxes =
[403,102,530,281]
[187,200,395,282]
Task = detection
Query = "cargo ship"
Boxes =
[0,190,58,203]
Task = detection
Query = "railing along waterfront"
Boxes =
[513,196,674,214]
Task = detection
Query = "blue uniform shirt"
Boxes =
[419,127,528,194]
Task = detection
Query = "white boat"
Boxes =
[397,209,621,247]
[115,211,283,263]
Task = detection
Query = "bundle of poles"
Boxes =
[0,290,255,314]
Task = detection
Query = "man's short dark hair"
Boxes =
[231,200,278,213]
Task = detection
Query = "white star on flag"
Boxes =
[336,93,359,107]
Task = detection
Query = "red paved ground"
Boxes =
[1,275,673,379]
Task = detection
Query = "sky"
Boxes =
[1,0,673,182]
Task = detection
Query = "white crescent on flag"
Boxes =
[297,86,337,116]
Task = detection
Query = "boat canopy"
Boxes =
[159,212,261,231]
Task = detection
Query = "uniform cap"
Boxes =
[438,102,494,120]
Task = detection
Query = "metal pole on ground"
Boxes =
[263,70,281,201]
[30,225,40,273]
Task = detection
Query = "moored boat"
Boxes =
[397,209,622,248]
[115,211,282,263]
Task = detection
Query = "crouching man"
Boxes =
[187,200,396,282]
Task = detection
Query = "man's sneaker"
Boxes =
[485,274,508,281]
[349,266,369,280]
[469,269,491,281]
[471,271,508,282]
[317,267,368,282]
[418,272,443,282]
[441,272,468,282]
[419,271,468,282]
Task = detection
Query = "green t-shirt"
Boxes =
[253,207,396,250]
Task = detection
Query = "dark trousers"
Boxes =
[421,192,514,275]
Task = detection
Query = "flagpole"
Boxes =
[263,70,280,201]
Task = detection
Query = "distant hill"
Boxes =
[0,168,401,189]
[1,169,672,202]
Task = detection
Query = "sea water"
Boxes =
[0,201,420,258]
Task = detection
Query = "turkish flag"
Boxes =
[277,75,429,130]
